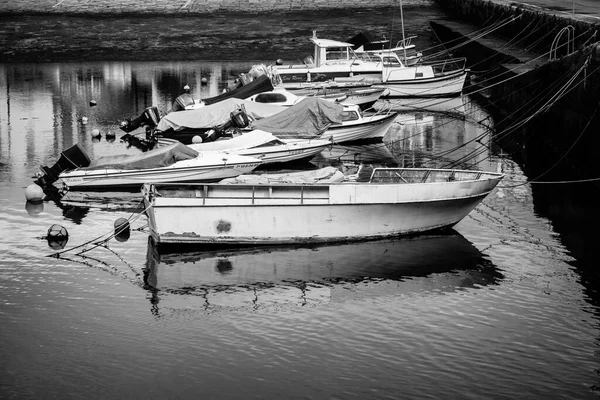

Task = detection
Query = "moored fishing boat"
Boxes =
[275,32,467,98]
[142,166,504,247]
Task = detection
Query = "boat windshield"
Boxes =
[254,139,286,147]
[326,46,379,63]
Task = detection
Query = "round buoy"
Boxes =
[47,224,68,240]
[114,217,130,242]
[81,116,88,124]
[47,224,69,249]
[91,128,101,138]
[192,135,203,144]
[89,100,97,107]
[276,59,283,65]
[201,77,208,85]
[25,184,44,203]
[25,201,44,216]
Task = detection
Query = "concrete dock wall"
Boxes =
[433,0,598,52]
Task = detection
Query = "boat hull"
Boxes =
[324,112,397,143]
[236,140,331,163]
[381,71,468,97]
[144,170,502,246]
[60,159,261,190]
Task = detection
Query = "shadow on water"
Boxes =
[143,231,503,313]
[530,181,600,309]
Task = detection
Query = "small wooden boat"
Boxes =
[142,166,503,247]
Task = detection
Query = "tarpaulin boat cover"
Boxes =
[156,98,283,132]
[203,75,274,105]
[82,142,199,170]
[250,97,344,139]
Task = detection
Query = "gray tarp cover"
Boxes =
[250,97,344,139]
[83,142,199,170]
[156,98,283,132]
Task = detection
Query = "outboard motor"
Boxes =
[171,85,196,112]
[230,104,250,128]
[35,144,91,188]
[119,106,161,133]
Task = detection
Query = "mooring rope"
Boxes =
[47,197,153,258]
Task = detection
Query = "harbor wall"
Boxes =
[432,0,600,180]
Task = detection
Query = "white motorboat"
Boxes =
[247,92,399,143]
[247,84,386,111]
[54,142,262,190]
[187,129,332,164]
[275,32,467,98]
[142,166,504,247]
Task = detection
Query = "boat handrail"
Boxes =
[394,35,417,49]
[419,57,467,73]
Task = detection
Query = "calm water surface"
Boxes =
[1,61,600,399]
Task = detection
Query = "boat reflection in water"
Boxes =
[143,232,502,311]
[312,142,398,167]
[45,190,144,224]
[376,96,466,117]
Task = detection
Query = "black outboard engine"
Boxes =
[230,104,250,128]
[34,144,91,188]
[171,92,195,112]
[119,106,161,133]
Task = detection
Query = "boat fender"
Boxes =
[25,184,44,203]
[114,218,130,242]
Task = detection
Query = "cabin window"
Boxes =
[326,48,347,60]
[383,56,401,67]
[255,93,288,103]
[341,111,359,122]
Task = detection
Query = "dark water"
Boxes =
[2,8,600,400]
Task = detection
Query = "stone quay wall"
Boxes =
[0,0,427,14]
[432,0,599,58]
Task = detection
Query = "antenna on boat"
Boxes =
[399,0,407,63]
